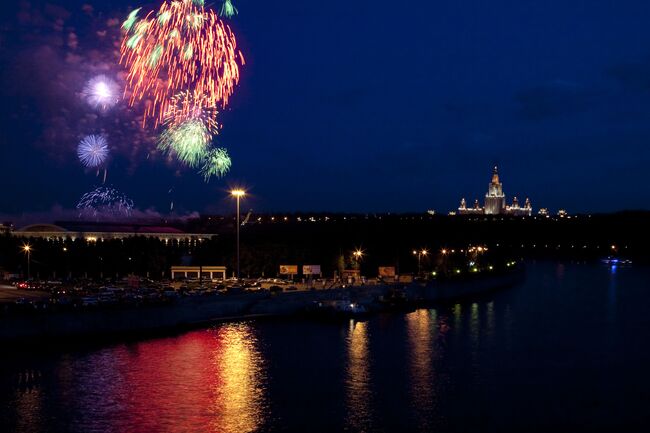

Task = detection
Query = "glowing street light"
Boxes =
[22,244,32,280]
[413,248,428,275]
[230,189,246,280]
[353,249,364,260]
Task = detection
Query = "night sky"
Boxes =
[2,0,650,219]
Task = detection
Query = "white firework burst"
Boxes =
[78,135,109,168]
[83,75,120,109]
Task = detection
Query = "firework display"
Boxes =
[68,0,246,216]
[200,147,231,181]
[77,135,109,168]
[83,75,120,110]
[77,186,134,218]
[158,119,211,167]
[120,0,244,127]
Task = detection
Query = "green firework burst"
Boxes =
[158,120,212,168]
[220,0,238,18]
[200,147,232,181]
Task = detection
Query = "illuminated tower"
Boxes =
[524,198,532,216]
[484,166,506,214]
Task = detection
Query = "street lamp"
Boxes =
[230,189,246,280]
[412,248,428,276]
[351,249,364,285]
[22,244,32,280]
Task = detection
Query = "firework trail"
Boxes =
[83,75,120,110]
[77,135,109,168]
[200,147,231,181]
[120,0,244,127]
[220,0,238,18]
[158,119,211,167]
[77,186,134,218]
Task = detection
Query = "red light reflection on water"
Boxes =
[60,323,267,433]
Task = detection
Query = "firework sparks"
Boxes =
[77,135,109,168]
[164,90,220,134]
[158,119,211,167]
[200,147,231,181]
[77,186,134,218]
[122,8,142,32]
[120,0,244,127]
[220,0,238,18]
[83,75,120,110]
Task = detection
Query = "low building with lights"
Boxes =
[170,266,227,281]
[10,222,216,242]
[458,166,533,216]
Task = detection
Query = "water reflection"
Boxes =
[406,309,436,430]
[607,265,617,324]
[469,303,480,378]
[13,386,43,433]
[5,323,269,433]
[486,301,495,343]
[345,320,372,432]
[211,323,266,433]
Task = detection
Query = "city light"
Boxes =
[353,249,364,260]
[230,189,246,198]
[413,248,428,275]
[22,243,32,280]
[230,189,247,279]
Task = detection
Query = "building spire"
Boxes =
[491,165,500,184]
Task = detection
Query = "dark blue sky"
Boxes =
[1,0,650,217]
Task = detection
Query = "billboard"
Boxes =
[279,265,298,275]
[302,265,321,275]
[378,266,396,277]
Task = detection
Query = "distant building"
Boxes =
[10,221,216,242]
[484,167,506,214]
[171,266,227,281]
[458,198,483,215]
[458,166,533,216]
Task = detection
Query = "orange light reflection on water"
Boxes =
[345,319,372,432]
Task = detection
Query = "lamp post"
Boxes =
[22,244,32,280]
[352,249,364,285]
[412,248,428,276]
[230,189,246,280]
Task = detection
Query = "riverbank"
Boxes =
[0,265,524,343]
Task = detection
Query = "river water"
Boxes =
[1,261,649,433]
